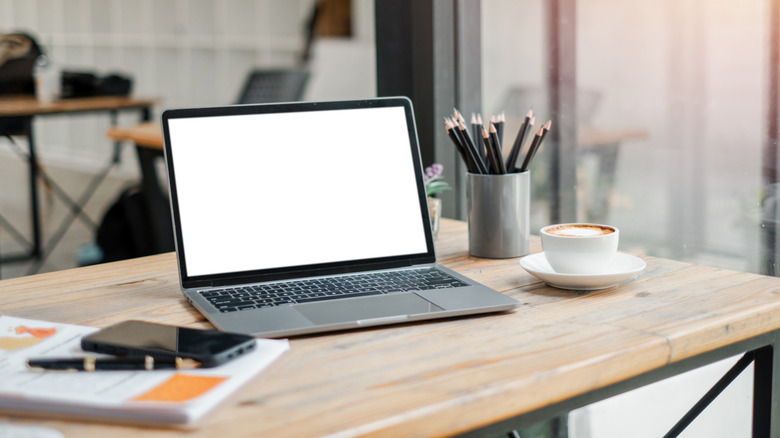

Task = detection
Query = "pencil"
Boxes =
[470,113,480,151]
[489,123,507,174]
[539,120,552,146]
[450,116,469,153]
[460,120,488,174]
[495,112,505,147]
[475,114,486,164]
[524,120,552,169]
[482,127,502,175]
[453,108,465,126]
[518,126,544,173]
[458,117,477,150]
[506,109,533,172]
[450,117,483,174]
[444,118,474,173]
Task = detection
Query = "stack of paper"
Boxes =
[0,315,288,424]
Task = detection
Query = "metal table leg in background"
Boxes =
[1,104,156,271]
[134,146,173,254]
[0,117,43,262]
[25,117,41,260]
[25,110,124,274]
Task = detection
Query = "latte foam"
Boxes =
[545,224,614,237]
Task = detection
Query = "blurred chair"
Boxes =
[235,69,310,105]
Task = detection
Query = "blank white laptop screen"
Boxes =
[167,105,428,277]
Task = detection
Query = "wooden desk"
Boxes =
[106,122,163,150]
[0,95,156,272]
[0,95,156,117]
[1,218,778,437]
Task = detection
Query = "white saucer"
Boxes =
[519,252,646,290]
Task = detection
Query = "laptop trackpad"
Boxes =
[293,293,443,325]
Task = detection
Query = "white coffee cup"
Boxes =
[540,223,619,274]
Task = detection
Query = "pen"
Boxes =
[26,356,201,372]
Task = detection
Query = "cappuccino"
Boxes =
[545,224,614,237]
[540,223,620,274]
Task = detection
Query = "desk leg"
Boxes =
[663,339,778,437]
[24,117,41,259]
[753,333,779,437]
[26,149,119,274]
[135,146,173,254]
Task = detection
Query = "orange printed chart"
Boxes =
[0,324,57,350]
[133,374,228,403]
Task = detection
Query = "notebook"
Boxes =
[161,97,518,338]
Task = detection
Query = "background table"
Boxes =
[0,95,156,272]
[0,218,778,437]
[106,122,172,255]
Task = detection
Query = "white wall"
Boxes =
[0,0,376,175]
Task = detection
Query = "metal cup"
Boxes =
[467,171,530,258]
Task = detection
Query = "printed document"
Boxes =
[0,315,288,424]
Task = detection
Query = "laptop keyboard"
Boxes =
[199,267,469,313]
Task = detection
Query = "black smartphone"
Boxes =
[81,320,256,367]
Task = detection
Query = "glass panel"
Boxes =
[483,0,772,275]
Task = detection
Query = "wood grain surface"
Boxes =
[106,122,164,150]
[2,218,779,437]
[0,95,156,117]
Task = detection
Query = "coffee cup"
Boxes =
[540,223,619,274]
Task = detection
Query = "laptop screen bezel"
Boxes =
[161,97,437,289]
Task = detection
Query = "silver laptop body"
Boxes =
[161,97,518,338]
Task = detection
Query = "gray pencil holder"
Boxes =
[467,172,530,258]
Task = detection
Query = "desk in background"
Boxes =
[0,218,778,437]
[0,95,156,272]
[105,122,172,255]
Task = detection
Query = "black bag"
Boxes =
[0,32,43,95]
[60,71,98,98]
[95,186,158,263]
[60,71,133,98]
[97,73,132,96]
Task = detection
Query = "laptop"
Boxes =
[161,97,518,338]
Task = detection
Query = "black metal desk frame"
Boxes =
[0,103,152,274]
[460,330,779,438]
